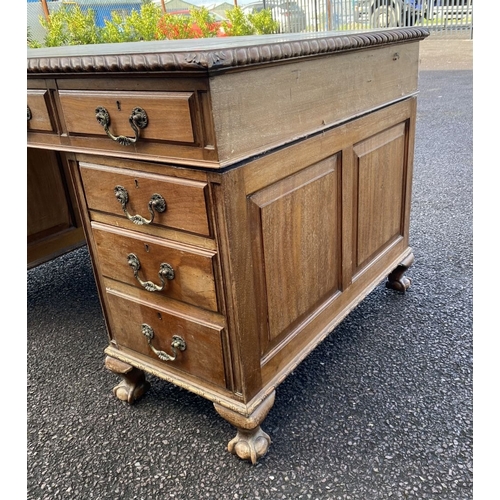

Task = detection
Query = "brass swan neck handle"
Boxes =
[96,106,148,146]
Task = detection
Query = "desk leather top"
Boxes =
[27,27,429,75]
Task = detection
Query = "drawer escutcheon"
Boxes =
[141,323,186,362]
[127,253,175,292]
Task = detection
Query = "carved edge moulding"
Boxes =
[27,27,429,74]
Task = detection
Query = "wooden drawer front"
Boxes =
[58,90,195,144]
[93,223,218,312]
[27,90,54,132]
[106,290,226,387]
[80,162,211,237]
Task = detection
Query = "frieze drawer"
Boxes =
[27,89,56,133]
[105,289,227,388]
[79,162,211,237]
[92,222,219,312]
[58,90,196,145]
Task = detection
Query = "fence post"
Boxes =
[40,0,50,23]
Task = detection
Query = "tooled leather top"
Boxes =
[27,27,429,75]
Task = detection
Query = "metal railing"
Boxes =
[348,0,473,36]
[27,0,473,46]
[258,0,472,36]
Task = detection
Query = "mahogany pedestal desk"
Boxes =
[27,27,429,464]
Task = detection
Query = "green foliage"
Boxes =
[189,7,222,38]
[27,27,42,48]
[28,2,279,48]
[223,7,279,36]
[222,7,255,36]
[99,11,127,43]
[247,8,280,35]
[101,3,163,42]
[39,4,102,47]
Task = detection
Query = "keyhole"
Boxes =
[116,100,121,111]
[157,313,162,320]
[144,244,149,252]
[134,179,139,189]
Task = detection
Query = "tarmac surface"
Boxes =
[27,37,473,499]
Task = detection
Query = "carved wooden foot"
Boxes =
[214,391,275,464]
[104,356,150,404]
[227,427,271,465]
[386,252,414,293]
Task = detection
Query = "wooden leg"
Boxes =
[214,391,275,465]
[104,356,150,404]
[386,252,414,293]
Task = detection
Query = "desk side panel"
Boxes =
[210,42,419,166]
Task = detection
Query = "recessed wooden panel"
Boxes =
[28,149,71,238]
[58,90,195,143]
[353,122,407,270]
[79,162,211,237]
[27,89,54,132]
[106,289,226,388]
[249,156,342,347]
[92,223,218,312]
[27,149,85,268]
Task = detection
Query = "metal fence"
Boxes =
[345,0,473,36]
[27,0,473,45]
[245,0,473,37]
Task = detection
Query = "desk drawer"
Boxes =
[27,90,55,132]
[59,90,195,144]
[106,289,226,388]
[93,223,218,312]
[80,162,211,237]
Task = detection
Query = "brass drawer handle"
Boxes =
[114,185,166,225]
[142,324,186,362]
[95,106,148,146]
[127,253,175,292]
[27,106,32,121]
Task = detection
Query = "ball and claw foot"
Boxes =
[105,356,150,404]
[386,252,414,293]
[214,390,276,465]
[112,375,150,404]
[228,427,272,465]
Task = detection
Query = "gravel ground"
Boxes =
[26,41,473,499]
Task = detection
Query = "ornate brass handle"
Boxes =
[27,106,32,121]
[114,185,166,225]
[142,324,186,362]
[127,253,175,292]
[95,106,148,146]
